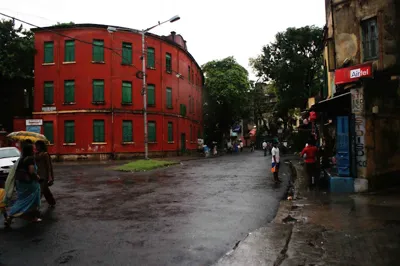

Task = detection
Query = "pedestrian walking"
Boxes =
[262,140,267,156]
[300,138,318,189]
[35,140,56,207]
[271,141,281,183]
[239,140,244,152]
[5,143,42,227]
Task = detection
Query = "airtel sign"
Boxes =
[335,63,373,85]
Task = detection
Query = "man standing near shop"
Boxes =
[271,141,281,183]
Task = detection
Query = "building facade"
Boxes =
[315,0,400,191]
[29,24,203,160]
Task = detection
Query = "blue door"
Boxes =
[336,116,350,176]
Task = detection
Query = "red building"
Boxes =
[29,24,203,160]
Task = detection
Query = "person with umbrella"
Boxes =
[4,142,42,226]
[35,140,56,207]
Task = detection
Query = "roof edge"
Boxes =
[32,23,204,82]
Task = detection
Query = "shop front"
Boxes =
[313,63,373,193]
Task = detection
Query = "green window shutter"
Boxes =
[44,41,54,63]
[92,40,104,62]
[180,104,186,116]
[93,120,105,142]
[166,53,172,72]
[44,81,54,105]
[148,121,156,142]
[93,80,104,102]
[122,120,133,142]
[64,120,75,143]
[64,40,75,62]
[122,42,132,65]
[64,80,75,103]
[43,121,54,144]
[122,81,132,104]
[168,122,173,142]
[147,47,155,68]
[147,84,155,106]
[166,87,172,108]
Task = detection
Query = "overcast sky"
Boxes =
[1,0,325,80]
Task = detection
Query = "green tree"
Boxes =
[250,26,324,117]
[202,56,251,143]
[0,19,35,79]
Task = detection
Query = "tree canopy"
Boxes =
[250,26,324,115]
[202,56,251,143]
[0,19,35,80]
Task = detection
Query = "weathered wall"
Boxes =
[331,0,398,69]
[364,75,400,189]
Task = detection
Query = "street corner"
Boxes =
[214,223,292,266]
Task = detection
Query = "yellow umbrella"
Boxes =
[7,131,49,144]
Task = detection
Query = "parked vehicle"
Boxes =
[0,147,20,188]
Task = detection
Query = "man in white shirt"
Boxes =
[271,142,282,183]
[262,141,267,156]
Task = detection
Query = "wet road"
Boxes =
[0,151,290,266]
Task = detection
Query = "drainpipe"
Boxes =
[177,49,180,155]
[56,33,61,160]
[161,38,164,156]
[330,0,337,69]
[110,33,115,159]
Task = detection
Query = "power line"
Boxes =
[0,12,142,72]
[0,12,195,82]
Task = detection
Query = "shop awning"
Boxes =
[312,92,351,113]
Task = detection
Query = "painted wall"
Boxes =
[32,25,203,158]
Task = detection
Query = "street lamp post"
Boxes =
[107,15,180,159]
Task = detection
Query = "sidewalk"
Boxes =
[216,159,400,266]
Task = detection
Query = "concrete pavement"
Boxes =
[216,159,400,266]
[0,151,290,266]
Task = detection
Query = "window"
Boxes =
[92,39,104,62]
[122,42,132,65]
[188,96,191,113]
[64,120,75,143]
[44,41,54,63]
[147,47,155,68]
[122,81,132,104]
[188,66,191,83]
[166,87,172,108]
[168,122,173,142]
[180,104,187,116]
[147,84,155,106]
[93,120,105,142]
[191,70,194,84]
[44,81,54,105]
[122,120,133,142]
[148,121,156,142]
[64,80,75,103]
[166,53,172,73]
[64,40,75,62]
[361,18,379,60]
[93,80,104,102]
[43,121,54,144]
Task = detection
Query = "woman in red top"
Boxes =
[301,139,318,188]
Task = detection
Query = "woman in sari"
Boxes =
[35,140,55,207]
[5,143,41,227]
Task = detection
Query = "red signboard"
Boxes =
[335,63,373,85]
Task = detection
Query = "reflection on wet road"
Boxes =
[0,152,290,265]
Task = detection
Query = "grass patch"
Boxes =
[114,159,178,172]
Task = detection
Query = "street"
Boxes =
[0,151,289,266]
